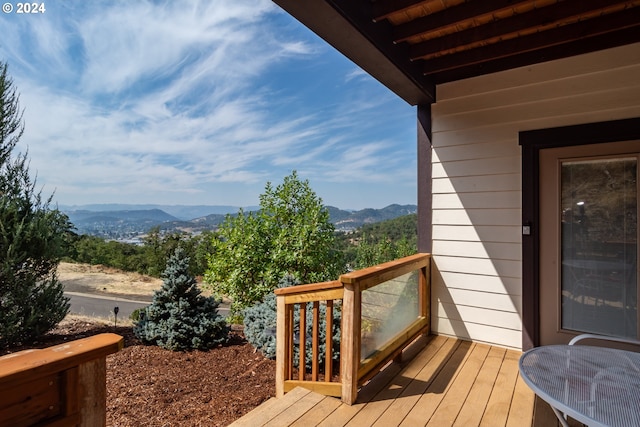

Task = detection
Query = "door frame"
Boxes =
[520,117,640,350]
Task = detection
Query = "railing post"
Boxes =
[275,294,287,398]
[78,358,107,426]
[340,280,361,405]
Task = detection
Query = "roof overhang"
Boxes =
[274,0,640,106]
[274,0,435,105]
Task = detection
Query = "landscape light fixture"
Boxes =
[114,306,120,328]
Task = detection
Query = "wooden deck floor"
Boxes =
[230,335,582,427]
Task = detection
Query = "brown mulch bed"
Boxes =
[3,318,276,426]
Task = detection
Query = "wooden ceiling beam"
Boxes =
[393,0,534,43]
[372,0,426,22]
[410,0,630,61]
[429,26,640,83]
[421,7,640,75]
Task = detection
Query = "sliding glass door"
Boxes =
[540,142,639,344]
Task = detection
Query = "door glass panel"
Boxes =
[561,157,638,338]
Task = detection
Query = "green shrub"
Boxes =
[130,308,144,322]
[243,275,341,369]
[134,248,229,351]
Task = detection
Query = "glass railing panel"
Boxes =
[360,270,420,361]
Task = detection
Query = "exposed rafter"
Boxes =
[409,0,629,61]
[422,7,640,76]
[372,0,426,22]
[392,0,534,44]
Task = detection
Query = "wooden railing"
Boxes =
[275,253,431,404]
[0,333,124,426]
[275,279,344,398]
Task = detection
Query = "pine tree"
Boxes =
[0,62,72,348]
[134,247,229,351]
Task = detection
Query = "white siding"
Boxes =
[430,42,640,350]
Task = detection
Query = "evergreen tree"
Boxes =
[0,62,72,348]
[134,247,229,351]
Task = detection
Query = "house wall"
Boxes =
[430,42,640,350]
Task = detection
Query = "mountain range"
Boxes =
[58,204,259,220]
[61,204,417,238]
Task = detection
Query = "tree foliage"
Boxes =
[134,247,228,351]
[0,62,72,347]
[205,171,343,313]
[243,274,340,368]
[65,228,212,278]
[336,213,417,269]
[351,233,416,270]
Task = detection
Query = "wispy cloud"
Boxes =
[0,0,415,209]
[345,67,368,82]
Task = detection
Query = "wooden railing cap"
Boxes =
[274,280,343,296]
[340,253,430,285]
[0,333,124,385]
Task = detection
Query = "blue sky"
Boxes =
[0,0,416,210]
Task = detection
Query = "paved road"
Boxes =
[66,292,150,322]
[65,292,230,322]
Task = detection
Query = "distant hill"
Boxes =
[62,204,417,238]
[329,204,417,230]
[65,209,180,238]
[59,204,258,220]
[66,209,178,223]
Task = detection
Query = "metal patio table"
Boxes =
[519,336,640,427]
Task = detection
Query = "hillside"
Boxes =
[59,204,258,220]
[62,204,417,238]
[65,209,180,238]
[330,204,417,231]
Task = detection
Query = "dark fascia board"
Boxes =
[273,0,435,106]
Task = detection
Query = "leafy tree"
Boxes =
[0,62,72,347]
[142,226,165,276]
[191,230,216,277]
[361,213,417,242]
[65,228,207,278]
[134,247,228,351]
[335,213,417,269]
[205,171,343,313]
[351,234,416,270]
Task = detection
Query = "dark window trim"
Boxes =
[519,117,640,350]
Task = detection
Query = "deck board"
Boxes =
[506,367,536,427]
[229,335,585,427]
[263,390,325,427]
[479,349,520,426]
[349,335,450,427]
[289,396,341,426]
[230,387,311,427]
[372,335,459,426]
[452,345,505,426]
[399,340,473,426]
[427,343,489,426]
